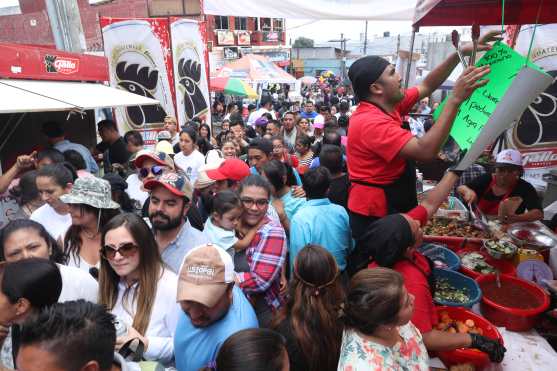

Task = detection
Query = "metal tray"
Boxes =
[507,222,557,250]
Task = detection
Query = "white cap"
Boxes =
[495,149,522,167]
[313,114,325,129]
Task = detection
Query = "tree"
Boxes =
[293,37,314,48]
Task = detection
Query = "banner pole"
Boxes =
[404,25,418,89]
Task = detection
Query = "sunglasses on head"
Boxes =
[139,165,164,179]
[100,242,138,260]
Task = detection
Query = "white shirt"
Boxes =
[110,268,180,365]
[126,173,149,206]
[30,204,71,242]
[173,150,205,184]
[66,252,99,275]
[57,263,99,303]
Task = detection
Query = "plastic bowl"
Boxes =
[418,243,461,270]
[476,274,550,331]
[435,306,504,370]
[433,268,482,308]
[483,239,518,260]
[457,247,517,280]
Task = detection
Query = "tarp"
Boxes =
[214,54,296,84]
[204,0,415,21]
[414,0,557,27]
[0,79,159,113]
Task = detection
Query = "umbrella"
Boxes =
[210,77,258,98]
[298,76,317,85]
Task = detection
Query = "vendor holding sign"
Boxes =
[346,31,500,239]
[457,149,543,223]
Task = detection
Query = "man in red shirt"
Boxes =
[346,31,500,240]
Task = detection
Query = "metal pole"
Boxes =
[341,33,346,81]
[363,21,368,55]
[404,26,418,89]
[45,0,65,50]
[45,0,86,52]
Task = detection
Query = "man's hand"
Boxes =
[451,66,491,104]
[115,325,148,352]
[291,185,306,199]
[461,30,503,56]
[16,151,37,170]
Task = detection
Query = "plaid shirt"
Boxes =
[237,217,287,311]
[456,164,487,188]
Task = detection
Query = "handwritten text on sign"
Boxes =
[434,42,543,150]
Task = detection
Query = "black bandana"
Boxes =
[348,55,391,101]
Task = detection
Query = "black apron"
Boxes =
[351,158,418,215]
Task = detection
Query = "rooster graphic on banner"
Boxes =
[177,58,208,121]
[116,61,168,128]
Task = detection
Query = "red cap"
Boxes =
[206,158,250,181]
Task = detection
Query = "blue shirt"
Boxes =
[280,190,306,222]
[159,220,209,273]
[299,111,318,120]
[309,154,347,169]
[289,198,353,271]
[174,286,259,371]
[53,139,99,174]
[250,166,302,186]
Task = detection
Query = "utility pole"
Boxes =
[363,21,368,55]
[45,0,86,52]
[328,33,350,82]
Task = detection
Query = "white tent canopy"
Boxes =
[0,79,160,113]
[203,0,416,21]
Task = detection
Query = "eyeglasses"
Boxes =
[100,242,138,260]
[139,165,164,179]
[240,197,269,209]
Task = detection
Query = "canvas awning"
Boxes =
[413,0,557,27]
[0,79,159,113]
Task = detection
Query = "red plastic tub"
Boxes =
[435,306,503,370]
[456,247,517,280]
[476,274,550,332]
[424,236,484,252]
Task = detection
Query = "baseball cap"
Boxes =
[155,141,175,156]
[495,149,522,168]
[134,150,175,169]
[157,130,172,141]
[177,243,235,307]
[254,116,269,127]
[195,157,225,189]
[143,171,193,201]
[313,115,325,129]
[206,158,250,182]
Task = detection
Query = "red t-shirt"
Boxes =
[347,87,420,217]
[406,205,428,227]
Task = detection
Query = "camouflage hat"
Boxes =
[60,177,120,209]
[143,170,193,201]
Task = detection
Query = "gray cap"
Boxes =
[60,177,120,209]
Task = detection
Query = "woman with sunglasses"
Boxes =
[235,175,287,328]
[60,177,120,274]
[174,127,205,184]
[273,245,344,371]
[0,258,62,369]
[99,213,179,366]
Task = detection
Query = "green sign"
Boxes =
[434,42,546,150]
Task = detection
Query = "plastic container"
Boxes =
[418,243,461,270]
[483,239,518,260]
[435,306,504,370]
[476,274,550,331]
[457,247,516,280]
[434,196,469,221]
[424,236,484,252]
[433,268,482,308]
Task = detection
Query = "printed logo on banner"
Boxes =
[44,55,80,74]
[176,58,209,121]
[115,60,167,128]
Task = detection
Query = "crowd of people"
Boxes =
[2,29,547,371]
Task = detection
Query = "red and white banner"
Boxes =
[100,17,176,146]
[169,18,211,127]
[505,24,557,185]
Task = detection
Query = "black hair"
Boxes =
[37,148,64,165]
[229,112,244,126]
[42,121,65,138]
[180,126,198,144]
[269,120,282,129]
[36,163,74,187]
[124,130,144,146]
[63,150,86,171]
[199,123,212,139]
[97,119,118,131]
[213,190,241,216]
[339,100,349,112]
[337,115,349,129]
[303,167,331,199]
[262,112,273,121]
[319,145,343,175]
[19,300,116,371]
[215,328,287,371]
[1,258,62,307]
[296,134,314,149]
[262,160,287,192]
[239,174,272,200]
[323,130,342,146]
[0,219,67,264]
[9,170,40,207]
[196,137,213,155]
